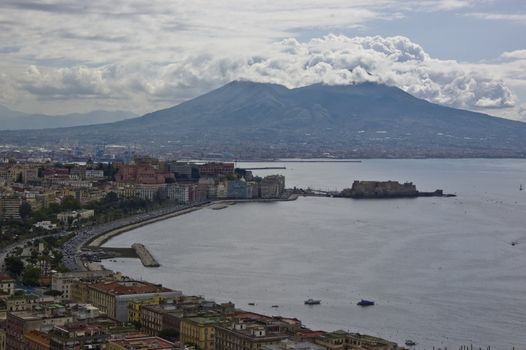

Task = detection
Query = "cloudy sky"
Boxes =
[0,0,525,120]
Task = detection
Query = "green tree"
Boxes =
[4,256,24,276]
[104,192,119,203]
[22,265,41,286]
[61,196,81,211]
[51,249,63,268]
[19,202,33,221]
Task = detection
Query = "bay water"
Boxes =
[102,159,526,348]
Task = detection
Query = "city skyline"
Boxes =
[0,0,525,121]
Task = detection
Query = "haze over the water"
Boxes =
[0,0,525,121]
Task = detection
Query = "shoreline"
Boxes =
[85,203,211,249]
[76,193,299,270]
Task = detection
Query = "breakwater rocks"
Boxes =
[132,243,160,267]
[338,180,455,199]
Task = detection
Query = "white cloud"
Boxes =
[465,12,526,23]
[0,0,523,119]
[11,34,517,114]
[501,50,526,60]
[20,65,113,99]
[519,104,526,121]
[429,0,476,10]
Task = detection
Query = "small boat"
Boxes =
[405,340,416,346]
[271,305,279,308]
[520,184,523,191]
[248,302,255,306]
[304,299,321,305]
[357,299,375,306]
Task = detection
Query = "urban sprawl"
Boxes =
[0,157,402,350]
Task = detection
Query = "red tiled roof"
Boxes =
[91,281,172,296]
[298,330,326,338]
[0,274,14,282]
[110,336,174,349]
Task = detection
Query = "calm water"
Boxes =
[103,159,526,349]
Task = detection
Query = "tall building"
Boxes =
[199,163,235,177]
[313,330,398,350]
[51,271,113,301]
[0,196,22,220]
[6,310,73,350]
[48,323,109,350]
[226,180,251,199]
[180,317,222,350]
[85,281,181,322]
[0,275,15,296]
[214,320,289,350]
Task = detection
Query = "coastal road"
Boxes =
[0,230,71,271]
[62,202,208,271]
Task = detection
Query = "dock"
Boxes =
[132,243,160,267]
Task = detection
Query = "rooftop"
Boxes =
[54,322,105,334]
[229,311,273,322]
[90,281,172,295]
[184,316,222,326]
[24,330,50,347]
[0,274,15,282]
[109,336,175,349]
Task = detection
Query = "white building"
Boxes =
[85,169,104,179]
[166,184,189,203]
[0,274,15,296]
[51,271,113,300]
[33,221,57,231]
[57,209,95,224]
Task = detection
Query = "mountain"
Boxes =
[0,106,137,130]
[2,81,526,158]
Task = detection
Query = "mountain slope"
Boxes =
[1,81,526,158]
[0,106,137,130]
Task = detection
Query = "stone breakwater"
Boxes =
[132,243,160,267]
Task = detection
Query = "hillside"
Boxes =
[1,81,526,158]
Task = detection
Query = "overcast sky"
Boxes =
[0,0,525,120]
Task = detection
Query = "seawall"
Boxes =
[86,204,210,249]
[132,243,160,267]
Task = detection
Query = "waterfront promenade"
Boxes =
[61,202,209,271]
[63,193,299,271]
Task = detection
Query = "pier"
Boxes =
[132,243,160,267]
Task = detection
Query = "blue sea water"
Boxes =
[102,159,526,349]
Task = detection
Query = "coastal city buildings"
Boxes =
[0,159,287,223]
[0,156,405,349]
[83,281,182,322]
[107,336,176,350]
[0,267,403,350]
[180,317,221,350]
